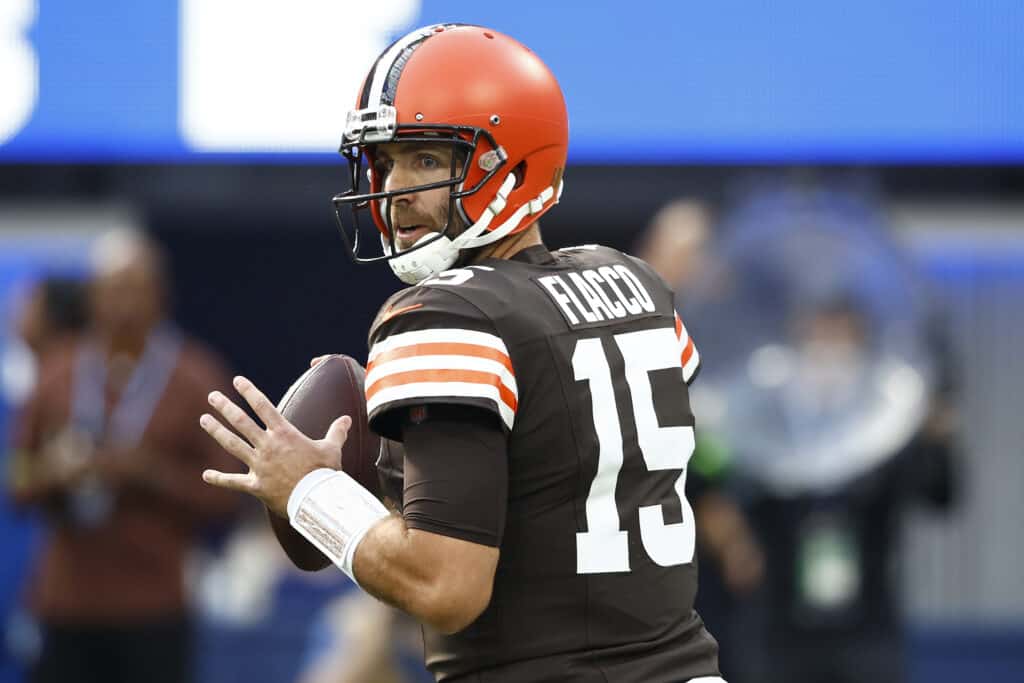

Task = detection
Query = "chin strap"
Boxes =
[388,173,563,285]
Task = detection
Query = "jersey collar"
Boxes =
[508,244,555,265]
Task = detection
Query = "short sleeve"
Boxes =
[674,311,701,384]
[400,406,508,547]
[365,286,517,441]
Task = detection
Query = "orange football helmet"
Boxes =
[331,24,569,283]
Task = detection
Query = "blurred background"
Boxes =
[1,1,1022,682]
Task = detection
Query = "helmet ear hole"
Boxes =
[512,161,526,190]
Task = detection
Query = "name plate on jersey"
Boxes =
[534,264,659,330]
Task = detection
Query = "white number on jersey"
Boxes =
[573,327,697,574]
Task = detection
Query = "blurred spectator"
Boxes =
[16,278,89,360]
[635,199,715,292]
[729,300,956,683]
[1,277,89,415]
[666,177,958,683]
[6,230,240,683]
[0,277,88,683]
[635,199,765,683]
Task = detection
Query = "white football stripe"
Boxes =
[366,354,517,398]
[369,327,510,361]
[367,381,515,429]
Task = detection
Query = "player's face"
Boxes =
[375,142,465,251]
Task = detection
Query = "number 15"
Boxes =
[573,327,696,574]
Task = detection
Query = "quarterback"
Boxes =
[201,24,724,682]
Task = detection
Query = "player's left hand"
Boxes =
[199,375,352,517]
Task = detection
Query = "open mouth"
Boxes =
[396,225,431,246]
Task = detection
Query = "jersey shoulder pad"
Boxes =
[366,285,517,440]
[555,243,626,263]
[607,251,701,385]
[623,252,675,295]
[558,245,667,288]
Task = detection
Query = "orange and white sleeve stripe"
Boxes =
[674,312,701,383]
[365,328,518,430]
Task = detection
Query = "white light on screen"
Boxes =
[179,0,420,153]
[0,0,38,146]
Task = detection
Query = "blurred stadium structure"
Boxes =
[1,2,1022,682]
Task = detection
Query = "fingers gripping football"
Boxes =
[200,375,351,516]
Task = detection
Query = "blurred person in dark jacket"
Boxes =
[7,230,240,683]
[670,178,958,683]
[723,297,956,683]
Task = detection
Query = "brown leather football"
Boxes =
[266,354,381,571]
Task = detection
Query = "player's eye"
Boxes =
[418,153,442,170]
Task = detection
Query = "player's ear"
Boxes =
[511,161,526,189]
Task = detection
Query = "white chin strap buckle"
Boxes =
[387,232,459,285]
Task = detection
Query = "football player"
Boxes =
[201,24,724,682]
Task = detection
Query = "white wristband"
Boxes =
[287,468,389,584]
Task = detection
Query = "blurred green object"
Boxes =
[691,431,732,485]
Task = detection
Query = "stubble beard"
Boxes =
[394,199,468,252]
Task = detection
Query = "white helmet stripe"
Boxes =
[366,27,432,107]
[366,24,455,108]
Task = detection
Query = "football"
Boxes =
[266,354,382,571]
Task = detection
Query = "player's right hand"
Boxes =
[200,375,352,518]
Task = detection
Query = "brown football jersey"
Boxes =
[366,244,720,682]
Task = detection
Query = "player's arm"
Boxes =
[348,287,511,632]
[201,376,507,632]
[353,518,499,635]
[230,287,510,632]
[289,405,506,634]
[354,406,504,633]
